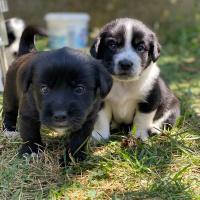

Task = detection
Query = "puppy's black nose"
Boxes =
[119,60,133,71]
[53,111,68,122]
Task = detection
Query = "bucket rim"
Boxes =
[44,12,90,21]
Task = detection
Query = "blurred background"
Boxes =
[4,0,200,46]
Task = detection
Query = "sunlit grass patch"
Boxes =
[1,115,199,199]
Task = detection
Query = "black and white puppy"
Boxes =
[5,18,27,64]
[5,18,47,64]
[2,26,113,163]
[90,18,180,142]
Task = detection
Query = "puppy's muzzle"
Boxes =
[119,59,133,71]
[53,110,68,123]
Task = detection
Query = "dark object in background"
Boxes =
[5,18,47,65]
[2,25,113,164]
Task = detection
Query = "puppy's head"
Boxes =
[23,47,112,133]
[90,18,161,82]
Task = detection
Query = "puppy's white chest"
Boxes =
[109,100,137,124]
[106,81,139,124]
[106,80,139,102]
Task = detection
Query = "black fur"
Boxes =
[18,25,48,57]
[2,26,113,163]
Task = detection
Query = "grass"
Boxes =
[0,26,200,199]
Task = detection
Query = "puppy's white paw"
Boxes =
[134,129,149,141]
[23,152,42,158]
[90,130,110,144]
[150,124,162,135]
[30,152,42,157]
[2,131,19,137]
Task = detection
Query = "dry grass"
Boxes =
[0,114,200,199]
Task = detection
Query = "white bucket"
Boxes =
[44,13,90,49]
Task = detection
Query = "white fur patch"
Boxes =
[134,130,149,141]
[30,152,42,157]
[2,131,19,137]
[54,128,70,136]
[133,110,157,141]
[23,152,42,158]
[90,104,112,143]
[113,22,141,81]
[125,21,134,46]
[108,98,137,124]
[150,124,162,135]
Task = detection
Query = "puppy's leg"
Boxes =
[2,92,18,131]
[2,109,18,132]
[132,110,157,141]
[62,116,97,165]
[19,114,43,156]
[151,96,180,134]
[90,104,112,143]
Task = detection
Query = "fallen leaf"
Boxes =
[121,136,143,149]
[180,65,197,73]
[160,131,170,136]
[120,138,128,149]
[183,57,196,63]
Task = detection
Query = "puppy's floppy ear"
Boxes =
[150,34,161,63]
[90,36,103,59]
[23,65,34,94]
[95,63,113,99]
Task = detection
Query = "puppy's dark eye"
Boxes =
[75,85,84,94]
[137,45,144,52]
[40,85,50,94]
[109,43,117,50]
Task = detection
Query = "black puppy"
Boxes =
[90,18,180,142]
[2,25,113,163]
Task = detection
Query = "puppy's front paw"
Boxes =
[19,143,44,157]
[23,152,42,158]
[149,124,162,136]
[90,130,110,144]
[134,129,149,141]
[60,151,87,167]
[2,131,19,137]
